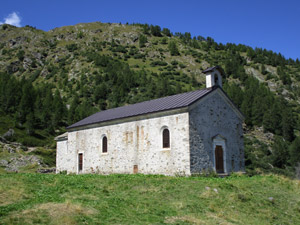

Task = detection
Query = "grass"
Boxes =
[0,173,299,224]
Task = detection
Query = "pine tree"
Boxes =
[168,40,180,56]
[18,81,35,124]
[25,112,35,135]
[289,137,300,167]
[162,28,171,37]
[139,34,147,48]
[68,94,80,125]
[281,110,295,142]
[52,90,66,128]
[271,136,289,169]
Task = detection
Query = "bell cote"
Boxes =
[202,66,224,88]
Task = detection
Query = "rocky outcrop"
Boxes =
[0,140,55,173]
[1,155,42,172]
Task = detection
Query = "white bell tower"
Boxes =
[202,66,223,88]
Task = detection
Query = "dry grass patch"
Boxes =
[3,202,96,225]
[206,212,236,225]
[0,178,28,206]
[165,215,206,224]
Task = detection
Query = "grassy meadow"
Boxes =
[0,173,300,224]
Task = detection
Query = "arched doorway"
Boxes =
[215,145,224,173]
[213,135,226,173]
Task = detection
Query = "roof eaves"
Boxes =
[67,105,190,130]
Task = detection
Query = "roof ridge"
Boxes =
[67,87,215,129]
[94,87,212,112]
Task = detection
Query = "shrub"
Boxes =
[150,61,168,67]
[66,44,78,52]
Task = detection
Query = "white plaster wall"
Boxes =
[56,140,70,173]
[57,112,190,176]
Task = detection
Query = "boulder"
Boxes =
[37,168,56,173]
[2,128,14,139]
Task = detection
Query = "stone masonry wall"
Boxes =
[57,112,191,175]
[56,139,69,172]
[189,91,245,174]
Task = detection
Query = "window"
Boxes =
[162,128,170,148]
[102,136,107,153]
[214,74,219,86]
[78,153,83,172]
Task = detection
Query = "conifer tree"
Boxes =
[19,81,35,124]
[289,137,300,167]
[168,40,180,56]
[271,136,289,169]
[281,110,295,142]
[139,34,147,48]
[52,90,66,128]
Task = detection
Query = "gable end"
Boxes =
[188,87,244,121]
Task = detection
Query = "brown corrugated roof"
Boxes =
[67,87,216,129]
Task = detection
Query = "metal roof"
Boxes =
[67,87,215,129]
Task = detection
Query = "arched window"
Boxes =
[214,74,219,86]
[102,136,107,153]
[162,129,170,148]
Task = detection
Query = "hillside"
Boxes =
[0,173,299,224]
[0,22,300,176]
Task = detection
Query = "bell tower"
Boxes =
[202,66,224,88]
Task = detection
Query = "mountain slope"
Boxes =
[0,22,300,176]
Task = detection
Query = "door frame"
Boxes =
[212,135,227,173]
[78,152,84,174]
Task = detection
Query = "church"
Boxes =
[55,66,245,175]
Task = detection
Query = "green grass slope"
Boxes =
[0,173,299,224]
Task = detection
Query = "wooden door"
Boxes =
[133,165,138,174]
[215,145,224,173]
[78,153,83,172]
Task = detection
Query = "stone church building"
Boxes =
[55,66,245,175]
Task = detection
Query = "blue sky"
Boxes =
[1,0,299,60]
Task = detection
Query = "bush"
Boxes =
[139,34,147,48]
[66,44,78,52]
[150,61,168,67]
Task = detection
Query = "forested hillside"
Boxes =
[0,22,300,177]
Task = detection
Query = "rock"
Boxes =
[0,160,8,167]
[2,128,15,139]
[94,29,102,33]
[5,155,43,172]
[8,37,28,47]
[23,57,32,70]
[9,39,16,47]
[4,145,16,153]
[32,52,44,65]
[0,136,7,143]
[268,197,274,203]
[37,168,56,173]
[7,61,20,73]
[40,68,49,77]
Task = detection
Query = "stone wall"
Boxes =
[56,139,70,172]
[57,111,191,175]
[189,90,244,174]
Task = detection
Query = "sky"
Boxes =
[1,0,299,60]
